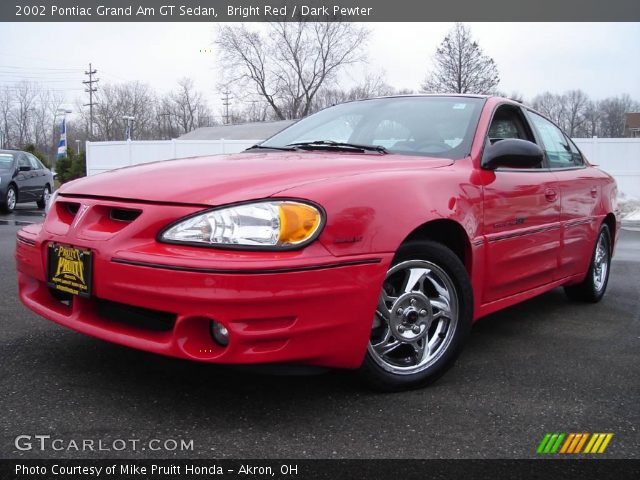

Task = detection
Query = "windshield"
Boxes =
[0,153,15,168]
[261,96,485,159]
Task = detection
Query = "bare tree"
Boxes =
[80,82,158,141]
[562,89,589,137]
[580,100,601,138]
[311,73,395,112]
[0,87,13,148]
[532,92,566,126]
[216,21,369,120]
[421,23,499,94]
[11,82,39,146]
[598,94,638,138]
[31,89,65,158]
[158,78,213,138]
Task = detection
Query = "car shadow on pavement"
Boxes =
[15,286,579,406]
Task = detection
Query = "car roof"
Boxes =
[373,93,490,100]
[337,93,499,107]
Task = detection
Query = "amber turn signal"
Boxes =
[278,202,322,245]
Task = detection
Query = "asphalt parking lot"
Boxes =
[1,205,638,459]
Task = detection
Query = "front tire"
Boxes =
[1,185,17,214]
[359,240,473,391]
[564,224,612,303]
[36,184,51,210]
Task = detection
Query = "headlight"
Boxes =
[44,190,59,215]
[160,200,324,249]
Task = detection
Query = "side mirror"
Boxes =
[482,139,544,170]
[19,165,31,172]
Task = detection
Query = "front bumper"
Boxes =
[16,198,391,369]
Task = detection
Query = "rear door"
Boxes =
[482,104,560,303]
[526,112,600,280]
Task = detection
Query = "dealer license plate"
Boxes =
[47,243,93,298]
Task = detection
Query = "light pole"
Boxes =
[75,139,81,154]
[122,115,135,140]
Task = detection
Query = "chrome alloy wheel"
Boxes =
[7,187,16,210]
[593,233,609,292]
[368,260,459,375]
[43,187,51,205]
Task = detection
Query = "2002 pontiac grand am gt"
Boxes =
[16,95,620,391]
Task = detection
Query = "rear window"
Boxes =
[0,154,14,168]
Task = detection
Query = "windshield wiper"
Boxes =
[286,140,387,154]
[246,144,297,152]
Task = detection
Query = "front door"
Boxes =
[481,104,561,303]
[15,153,37,201]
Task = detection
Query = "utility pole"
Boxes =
[221,90,232,125]
[83,63,98,139]
[159,112,172,139]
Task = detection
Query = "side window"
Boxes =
[488,105,535,143]
[17,154,30,170]
[564,136,584,166]
[27,154,41,170]
[486,105,540,169]
[528,112,580,169]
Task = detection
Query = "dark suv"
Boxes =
[0,150,54,213]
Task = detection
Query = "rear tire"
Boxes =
[359,240,473,392]
[36,184,51,210]
[1,185,17,214]
[564,224,612,303]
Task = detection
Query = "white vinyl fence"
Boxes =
[573,138,640,198]
[86,139,259,176]
[86,138,640,198]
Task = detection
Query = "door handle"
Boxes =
[590,186,598,198]
[544,188,557,202]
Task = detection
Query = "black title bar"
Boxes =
[3,459,640,480]
[2,0,640,22]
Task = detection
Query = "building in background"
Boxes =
[178,120,295,141]
[624,113,640,138]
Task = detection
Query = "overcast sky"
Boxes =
[0,22,638,120]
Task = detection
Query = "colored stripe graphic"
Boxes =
[550,433,565,453]
[538,433,613,454]
[537,433,565,454]
[574,433,589,453]
[537,434,552,454]
[559,433,575,453]
[584,433,614,453]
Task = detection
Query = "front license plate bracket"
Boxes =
[47,243,93,298]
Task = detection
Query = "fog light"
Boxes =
[210,321,229,346]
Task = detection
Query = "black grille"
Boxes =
[95,299,176,332]
[110,208,141,222]
[60,202,80,215]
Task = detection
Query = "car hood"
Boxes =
[60,151,453,205]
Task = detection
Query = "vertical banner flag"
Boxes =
[57,117,67,159]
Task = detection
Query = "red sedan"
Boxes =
[16,96,620,391]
